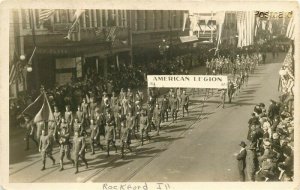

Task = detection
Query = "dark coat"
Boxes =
[237,148,247,171]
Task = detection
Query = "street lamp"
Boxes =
[20,55,26,61]
[26,65,33,72]
[158,38,170,55]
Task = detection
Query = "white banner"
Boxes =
[147,75,228,89]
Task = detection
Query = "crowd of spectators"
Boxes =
[245,50,294,182]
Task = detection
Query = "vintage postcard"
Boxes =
[0,0,299,190]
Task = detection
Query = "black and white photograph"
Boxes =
[0,0,299,189]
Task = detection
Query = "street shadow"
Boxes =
[153,136,184,143]
[167,128,189,133]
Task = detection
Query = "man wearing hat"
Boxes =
[268,99,279,123]
[152,103,162,136]
[64,105,73,130]
[246,143,257,181]
[105,112,117,157]
[39,129,55,171]
[73,131,88,174]
[58,119,74,171]
[236,141,247,181]
[139,109,150,146]
[22,115,39,150]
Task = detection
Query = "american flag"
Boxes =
[286,14,295,40]
[106,26,117,41]
[94,28,106,40]
[39,9,56,23]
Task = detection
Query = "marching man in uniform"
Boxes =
[73,131,88,174]
[58,120,74,171]
[120,118,132,159]
[64,105,73,132]
[39,129,55,171]
[90,118,99,155]
[153,103,162,136]
[169,94,179,123]
[22,115,39,151]
[140,109,150,146]
[180,90,189,117]
[105,112,117,157]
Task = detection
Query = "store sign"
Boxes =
[56,58,76,69]
[180,35,198,43]
[147,75,228,89]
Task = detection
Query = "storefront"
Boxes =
[23,27,131,91]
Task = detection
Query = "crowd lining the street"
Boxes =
[237,50,294,182]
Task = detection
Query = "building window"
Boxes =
[59,10,69,23]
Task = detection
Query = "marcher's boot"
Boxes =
[59,160,64,171]
[121,145,124,159]
[50,156,55,165]
[106,146,110,157]
[41,160,46,171]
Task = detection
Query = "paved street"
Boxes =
[9,53,285,183]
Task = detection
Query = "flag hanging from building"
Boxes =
[22,92,54,123]
[9,51,24,86]
[39,9,56,24]
[64,9,85,41]
[237,11,255,48]
[182,13,188,31]
[215,11,226,54]
[106,26,117,41]
[286,13,295,40]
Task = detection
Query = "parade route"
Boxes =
[9,53,286,182]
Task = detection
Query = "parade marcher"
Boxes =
[169,94,178,123]
[58,119,74,171]
[105,112,117,157]
[21,116,39,150]
[139,109,150,146]
[137,89,144,104]
[39,129,55,171]
[75,106,84,125]
[218,88,226,108]
[126,111,137,139]
[81,98,89,120]
[119,88,126,101]
[180,90,189,117]
[90,119,99,155]
[146,101,154,131]
[121,95,129,115]
[47,120,57,146]
[95,112,105,150]
[127,88,134,102]
[73,131,88,174]
[53,106,62,126]
[73,118,84,136]
[89,97,98,120]
[160,95,169,122]
[152,103,162,136]
[227,80,235,103]
[36,120,45,142]
[134,104,142,133]
[64,105,73,131]
[236,141,247,182]
[120,118,132,159]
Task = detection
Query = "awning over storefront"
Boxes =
[180,35,199,43]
